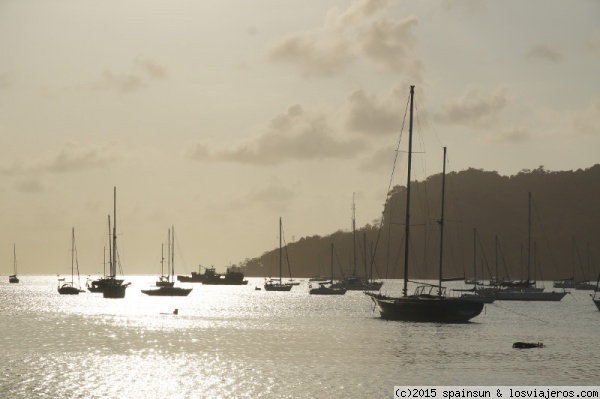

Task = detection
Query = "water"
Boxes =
[1,277,598,398]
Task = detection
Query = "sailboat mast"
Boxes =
[473,228,477,282]
[279,217,283,284]
[171,226,175,279]
[330,242,334,282]
[352,193,356,277]
[402,85,415,297]
[168,228,171,280]
[161,243,165,278]
[13,243,16,275]
[112,187,117,278]
[437,146,447,295]
[108,216,112,277]
[527,191,532,283]
[71,227,75,283]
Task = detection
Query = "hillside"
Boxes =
[239,165,600,282]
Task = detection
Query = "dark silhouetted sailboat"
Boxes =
[495,192,567,301]
[9,244,19,284]
[365,86,484,323]
[94,187,130,298]
[309,242,346,295]
[264,217,293,292]
[142,226,192,297]
[58,228,85,295]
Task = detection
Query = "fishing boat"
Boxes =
[309,243,346,295]
[177,265,248,285]
[264,217,293,292]
[9,244,19,283]
[495,192,567,301]
[58,228,85,295]
[366,86,484,323]
[93,187,130,298]
[142,226,192,297]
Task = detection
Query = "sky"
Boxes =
[1,0,599,276]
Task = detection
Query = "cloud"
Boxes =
[572,100,600,136]
[0,142,122,175]
[490,127,532,143]
[358,144,398,173]
[441,0,487,12]
[434,86,509,127]
[526,44,563,63]
[267,0,419,77]
[585,32,600,53]
[247,177,295,211]
[187,104,366,165]
[0,72,10,89]
[343,87,405,135]
[13,178,45,194]
[134,56,168,79]
[358,16,419,72]
[92,57,167,93]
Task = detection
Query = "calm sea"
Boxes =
[1,276,598,398]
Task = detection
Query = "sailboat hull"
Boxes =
[369,294,484,323]
[593,299,600,311]
[58,284,83,295]
[103,283,129,298]
[495,290,566,301]
[141,287,192,296]
[264,283,292,291]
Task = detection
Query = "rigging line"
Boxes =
[369,91,411,283]
[488,302,550,324]
[530,196,561,275]
[475,229,494,280]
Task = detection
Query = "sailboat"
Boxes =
[58,228,85,295]
[90,187,130,298]
[365,86,484,323]
[592,272,600,311]
[309,242,347,295]
[264,217,293,291]
[453,229,496,303]
[156,230,175,287]
[9,244,19,283]
[342,194,383,291]
[495,192,567,301]
[142,226,192,296]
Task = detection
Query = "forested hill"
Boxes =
[239,165,600,281]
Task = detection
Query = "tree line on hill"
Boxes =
[237,164,600,282]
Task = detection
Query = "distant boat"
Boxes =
[9,244,19,284]
[495,193,566,302]
[342,194,383,291]
[309,243,346,295]
[142,226,192,297]
[58,228,85,295]
[366,86,483,323]
[454,229,496,303]
[156,233,174,288]
[264,217,293,292]
[591,273,600,311]
[177,265,248,285]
